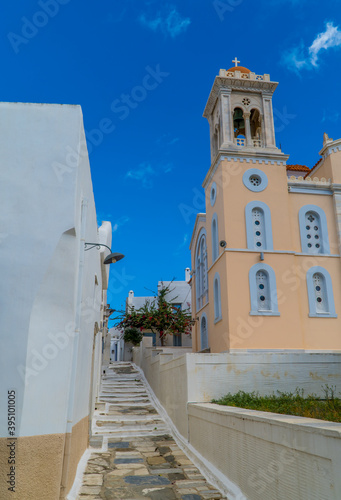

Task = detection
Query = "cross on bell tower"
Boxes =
[232,57,240,67]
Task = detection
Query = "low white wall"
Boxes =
[134,345,341,498]
[188,403,341,500]
[186,351,341,402]
[134,347,341,438]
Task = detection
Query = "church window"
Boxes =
[245,201,273,250]
[210,182,217,207]
[299,205,330,254]
[306,266,337,317]
[213,272,222,322]
[256,270,271,311]
[196,230,208,310]
[233,107,245,145]
[243,168,268,193]
[252,208,265,248]
[211,213,219,262]
[200,313,209,350]
[250,108,262,147]
[242,98,251,106]
[250,175,261,186]
[249,263,280,316]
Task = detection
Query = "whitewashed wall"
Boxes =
[134,343,341,500]
[188,403,341,500]
[134,345,341,440]
[0,102,111,439]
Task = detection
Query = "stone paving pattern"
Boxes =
[77,362,226,500]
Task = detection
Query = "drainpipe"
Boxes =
[60,198,88,499]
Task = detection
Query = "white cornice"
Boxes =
[202,152,289,189]
[189,214,206,251]
[203,76,278,118]
[319,138,341,159]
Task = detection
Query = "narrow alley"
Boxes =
[76,362,226,500]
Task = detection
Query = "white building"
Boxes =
[0,102,113,499]
[109,327,125,362]
[126,268,192,347]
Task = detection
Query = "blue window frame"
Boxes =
[200,312,209,350]
[211,213,219,262]
[213,272,222,322]
[298,205,330,254]
[306,266,337,318]
[196,229,208,310]
[245,201,273,250]
[249,263,280,316]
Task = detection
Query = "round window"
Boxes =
[210,182,217,207]
[242,169,268,192]
[250,175,261,186]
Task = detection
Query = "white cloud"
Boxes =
[139,6,191,38]
[112,216,130,232]
[309,22,341,66]
[126,162,155,188]
[125,161,172,188]
[174,234,189,256]
[283,22,341,72]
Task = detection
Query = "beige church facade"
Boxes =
[190,63,341,353]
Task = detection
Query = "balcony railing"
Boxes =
[235,138,263,148]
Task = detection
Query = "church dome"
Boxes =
[227,66,251,74]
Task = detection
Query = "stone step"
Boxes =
[99,396,150,403]
[102,387,147,394]
[100,401,153,407]
[95,413,163,421]
[93,422,169,434]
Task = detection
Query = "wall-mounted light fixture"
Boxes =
[85,243,125,265]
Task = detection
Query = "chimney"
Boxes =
[185,268,191,282]
[128,290,134,306]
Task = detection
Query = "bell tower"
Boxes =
[203,58,288,163]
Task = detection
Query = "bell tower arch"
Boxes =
[203,58,287,164]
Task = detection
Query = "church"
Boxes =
[190,60,341,353]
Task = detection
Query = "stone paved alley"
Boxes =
[76,362,226,500]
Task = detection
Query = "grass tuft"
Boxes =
[211,385,341,423]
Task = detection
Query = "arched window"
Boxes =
[299,205,330,254]
[306,266,337,317]
[196,230,208,310]
[211,213,219,263]
[233,107,245,146]
[250,108,262,147]
[249,263,280,316]
[233,107,245,137]
[213,272,222,322]
[313,273,328,313]
[212,123,219,158]
[200,313,209,350]
[245,201,273,250]
[256,270,271,311]
[252,207,265,249]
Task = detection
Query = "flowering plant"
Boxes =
[113,283,196,346]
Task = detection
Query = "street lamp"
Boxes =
[84,243,125,265]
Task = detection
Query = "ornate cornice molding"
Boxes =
[202,153,289,189]
[203,76,278,118]
[319,138,341,159]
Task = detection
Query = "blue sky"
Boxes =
[3,0,341,321]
